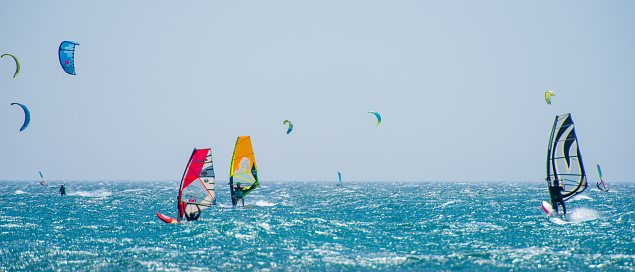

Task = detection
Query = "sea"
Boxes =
[1,180,634,271]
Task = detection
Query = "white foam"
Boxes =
[68,189,112,198]
[253,200,276,207]
[14,190,26,195]
[549,217,571,225]
[438,200,461,208]
[258,222,271,231]
[570,195,592,201]
[565,207,600,223]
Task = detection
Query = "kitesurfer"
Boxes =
[233,182,245,207]
[59,184,66,196]
[548,180,566,215]
[184,204,201,221]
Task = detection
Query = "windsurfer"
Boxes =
[184,204,201,221]
[59,184,66,196]
[547,179,566,215]
[233,182,245,207]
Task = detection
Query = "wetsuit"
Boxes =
[59,185,66,196]
[548,185,566,215]
[184,205,201,221]
[233,185,244,207]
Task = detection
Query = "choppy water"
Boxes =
[1,181,634,271]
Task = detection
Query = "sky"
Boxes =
[1,1,633,183]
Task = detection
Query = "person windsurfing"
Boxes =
[184,204,201,221]
[59,184,66,196]
[547,179,566,215]
[233,182,245,207]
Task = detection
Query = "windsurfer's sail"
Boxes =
[337,172,342,186]
[177,148,215,221]
[229,136,259,207]
[39,171,47,186]
[596,164,609,192]
[546,113,587,201]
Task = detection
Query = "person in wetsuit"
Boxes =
[548,179,566,215]
[59,184,66,196]
[184,204,201,221]
[233,182,244,207]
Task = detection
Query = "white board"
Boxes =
[541,201,554,214]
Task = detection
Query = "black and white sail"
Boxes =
[546,113,587,201]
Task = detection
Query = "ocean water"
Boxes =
[1,181,634,271]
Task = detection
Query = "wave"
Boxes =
[14,190,26,195]
[67,189,112,198]
[438,200,461,208]
[253,200,276,207]
[570,195,592,201]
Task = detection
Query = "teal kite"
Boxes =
[11,103,30,131]
[368,111,381,127]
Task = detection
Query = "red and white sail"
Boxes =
[177,148,215,221]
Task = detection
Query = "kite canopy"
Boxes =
[10,103,30,131]
[59,41,80,75]
[283,120,293,134]
[545,91,555,105]
[1,54,20,78]
[368,111,381,127]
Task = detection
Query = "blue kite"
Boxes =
[11,103,30,131]
[59,41,80,75]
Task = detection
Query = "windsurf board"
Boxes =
[156,213,183,224]
[541,201,554,214]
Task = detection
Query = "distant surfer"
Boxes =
[547,179,566,215]
[232,182,245,208]
[59,184,66,196]
[184,204,201,221]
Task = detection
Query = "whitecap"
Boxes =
[565,207,600,223]
[67,189,112,198]
[258,222,271,231]
[437,200,461,208]
[570,194,592,201]
[253,200,276,207]
[14,190,26,195]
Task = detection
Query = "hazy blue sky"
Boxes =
[1,1,633,182]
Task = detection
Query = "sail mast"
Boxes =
[546,116,558,185]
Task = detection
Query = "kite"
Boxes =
[11,103,30,131]
[1,54,20,78]
[59,41,80,75]
[368,111,381,127]
[545,91,555,105]
[283,120,293,134]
